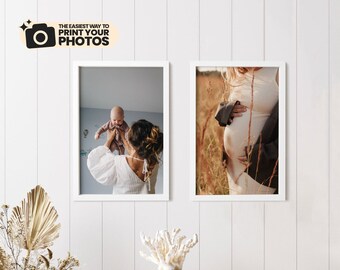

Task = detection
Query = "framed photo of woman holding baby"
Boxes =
[72,61,169,201]
[190,62,286,201]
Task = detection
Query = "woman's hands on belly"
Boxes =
[223,110,268,159]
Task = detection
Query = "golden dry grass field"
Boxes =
[196,71,230,195]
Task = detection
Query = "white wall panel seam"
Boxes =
[230,0,233,60]
[263,204,265,270]
[166,0,169,232]
[3,0,6,203]
[134,202,136,270]
[294,1,298,269]
[101,0,103,61]
[133,0,136,61]
[198,0,200,268]
[133,1,136,269]
[68,0,71,255]
[231,205,233,270]
[101,203,104,270]
[198,0,201,61]
[36,0,38,188]
[101,1,104,269]
[36,48,39,186]
[328,0,331,268]
[166,0,168,62]
[263,1,266,269]
[166,0,169,233]
[295,0,298,269]
[230,1,233,270]
[262,0,265,62]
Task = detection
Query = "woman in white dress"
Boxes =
[219,67,279,195]
[87,119,163,194]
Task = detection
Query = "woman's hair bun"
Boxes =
[128,119,163,167]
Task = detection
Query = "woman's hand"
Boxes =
[229,104,247,123]
[238,155,251,168]
[104,129,116,149]
[117,128,125,140]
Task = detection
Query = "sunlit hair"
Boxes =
[128,119,163,174]
[220,67,255,100]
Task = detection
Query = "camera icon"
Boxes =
[25,23,56,49]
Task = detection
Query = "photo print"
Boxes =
[73,61,169,201]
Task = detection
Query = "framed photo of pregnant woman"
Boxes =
[72,61,169,201]
[190,62,286,201]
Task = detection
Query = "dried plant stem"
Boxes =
[254,133,262,181]
[23,249,31,270]
[220,71,228,102]
[0,208,20,269]
[200,107,215,145]
[196,74,230,194]
[199,107,216,190]
[267,159,279,191]
[257,158,278,193]
[246,71,255,174]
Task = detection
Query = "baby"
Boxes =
[95,106,129,155]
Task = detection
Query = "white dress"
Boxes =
[224,67,278,194]
[87,146,157,194]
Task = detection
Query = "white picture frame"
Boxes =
[190,61,286,201]
[72,61,169,201]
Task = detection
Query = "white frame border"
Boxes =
[190,61,286,201]
[72,61,170,201]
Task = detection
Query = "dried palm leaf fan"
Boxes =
[9,185,61,259]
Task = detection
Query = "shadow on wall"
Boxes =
[80,107,164,194]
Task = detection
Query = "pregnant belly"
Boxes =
[224,110,269,158]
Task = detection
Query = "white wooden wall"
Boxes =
[1,0,339,269]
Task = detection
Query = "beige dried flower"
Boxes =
[1,185,79,270]
[9,185,61,251]
[58,252,80,270]
[0,247,11,270]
